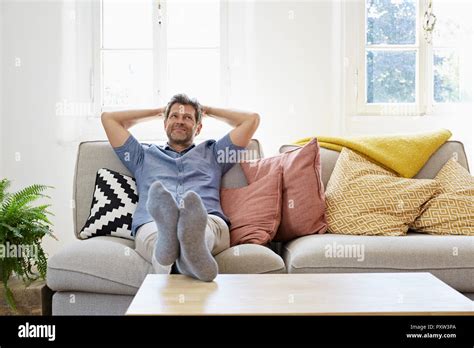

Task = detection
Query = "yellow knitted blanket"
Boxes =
[294,129,452,178]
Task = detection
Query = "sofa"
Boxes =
[47,139,474,315]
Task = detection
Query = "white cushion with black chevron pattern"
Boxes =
[79,168,138,240]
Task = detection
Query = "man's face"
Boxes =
[164,103,202,145]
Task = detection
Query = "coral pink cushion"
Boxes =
[241,138,327,242]
[220,168,283,246]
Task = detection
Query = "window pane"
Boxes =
[102,51,154,107]
[432,2,472,103]
[103,0,153,49]
[167,0,220,48]
[366,50,416,103]
[366,0,417,45]
[434,49,460,103]
[166,48,220,105]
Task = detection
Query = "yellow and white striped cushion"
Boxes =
[412,158,474,235]
[325,148,439,236]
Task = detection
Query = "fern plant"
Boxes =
[0,178,56,311]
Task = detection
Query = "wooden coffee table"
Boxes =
[126,273,474,316]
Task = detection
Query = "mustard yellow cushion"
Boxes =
[411,158,474,235]
[325,148,440,236]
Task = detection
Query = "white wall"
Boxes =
[1,0,79,257]
[227,0,343,156]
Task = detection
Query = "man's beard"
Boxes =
[167,128,193,145]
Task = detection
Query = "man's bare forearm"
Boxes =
[101,108,165,129]
[202,105,260,147]
[203,106,259,128]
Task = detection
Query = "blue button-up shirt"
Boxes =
[113,132,245,236]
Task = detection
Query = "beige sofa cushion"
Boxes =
[215,244,286,274]
[47,237,286,295]
[283,232,474,292]
[47,236,153,295]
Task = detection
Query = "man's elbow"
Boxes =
[101,111,110,124]
[251,113,260,129]
[101,111,127,128]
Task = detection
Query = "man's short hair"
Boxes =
[164,93,202,124]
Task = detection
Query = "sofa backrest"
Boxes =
[279,141,470,189]
[73,138,264,238]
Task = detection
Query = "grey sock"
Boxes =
[176,191,218,282]
[146,181,179,266]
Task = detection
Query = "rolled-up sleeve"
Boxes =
[112,134,145,175]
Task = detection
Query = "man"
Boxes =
[101,94,260,281]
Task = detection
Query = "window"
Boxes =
[100,0,154,108]
[366,0,418,105]
[93,0,226,112]
[348,0,472,115]
[431,0,472,104]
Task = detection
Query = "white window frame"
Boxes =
[345,0,470,117]
[90,0,230,115]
